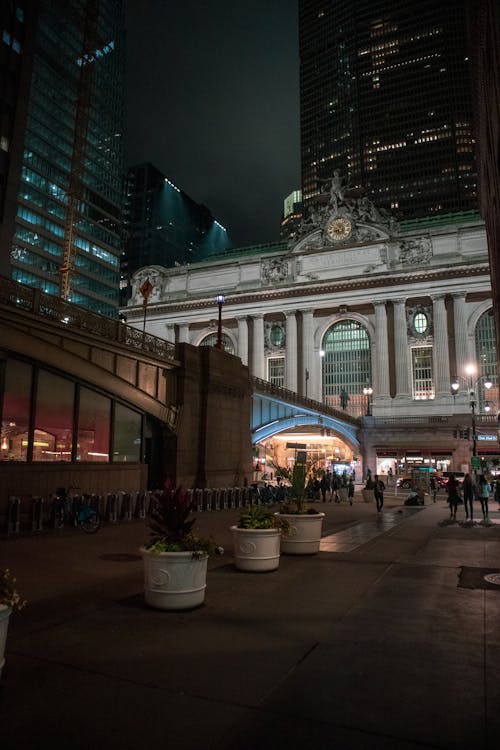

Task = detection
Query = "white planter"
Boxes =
[277,512,325,555]
[141,548,208,610]
[0,605,12,679]
[231,526,281,572]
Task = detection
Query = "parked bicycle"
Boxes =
[51,487,101,533]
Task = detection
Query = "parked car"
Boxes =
[438,471,465,488]
[396,475,413,489]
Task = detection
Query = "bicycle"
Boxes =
[51,487,101,533]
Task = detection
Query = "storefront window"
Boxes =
[1,359,33,461]
[33,370,74,461]
[113,403,142,462]
[77,388,111,462]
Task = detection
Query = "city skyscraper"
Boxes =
[0,0,125,316]
[299,0,477,219]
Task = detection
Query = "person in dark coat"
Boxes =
[446,474,460,519]
[462,473,474,522]
[373,474,385,512]
[319,473,330,502]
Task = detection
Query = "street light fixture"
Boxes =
[363,385,373,416]
[450,364,492,458]
[215,293,225,349]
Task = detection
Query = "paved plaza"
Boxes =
[1,488,500,749]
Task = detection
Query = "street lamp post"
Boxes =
[451,364,492,460]
[215,294,225,349]
[363,385,373,416]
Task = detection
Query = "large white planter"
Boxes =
[141,548,208,610]
[231,526,281,572]
[0,605,11,679]
[277,512,325,555]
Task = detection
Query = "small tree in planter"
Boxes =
[231,505,289,572]
[1,569,26,680]
[276,464,325,554]
[141,479,223,610]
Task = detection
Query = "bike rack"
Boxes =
[6,496,21,535]
[30,496,44,533]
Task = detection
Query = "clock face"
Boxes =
[326,216,352,242]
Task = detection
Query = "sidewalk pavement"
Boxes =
[1,491,500,750]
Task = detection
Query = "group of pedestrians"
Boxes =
[446,472,499,522]
[306,471,356,504]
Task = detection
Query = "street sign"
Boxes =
[471,456,481,469]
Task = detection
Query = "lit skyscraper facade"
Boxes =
[0,0,124,316]
[299,0,477,218]
[121,162,231,301]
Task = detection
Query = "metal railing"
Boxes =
[252,377,361,427]
[0,275,177,362]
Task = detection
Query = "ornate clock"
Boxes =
[326,215,352,242]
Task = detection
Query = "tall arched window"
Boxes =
[322,320,372,416]
[199,332,235,354]
[475,310,498,409]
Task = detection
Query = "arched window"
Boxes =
[199,332,235,354]
[322,320,371,416]
[475,310,498,409]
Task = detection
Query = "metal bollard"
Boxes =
[30,496,44,533]
[6,496,21,535]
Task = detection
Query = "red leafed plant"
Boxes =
[145,479,221,556]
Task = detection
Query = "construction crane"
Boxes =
[60,0,99,301]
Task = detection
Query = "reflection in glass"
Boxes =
[77,388,111,461]
[1,359,33,461]
[113,403,142,462]
[33,370,74,461]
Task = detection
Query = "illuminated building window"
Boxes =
[411,347,435,400]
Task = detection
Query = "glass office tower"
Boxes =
[299,0,477,218]
[0,0,124,316]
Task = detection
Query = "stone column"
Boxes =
[285,312,298,392]
[165,323,175,344]
[432,295,451,398]
[237,317,248,366]
[252,314,265,380]
[374,301,390,401]
[393,299,410,398]
[302,309,314,398]
[452,293,469,386]
[178,323,190,344]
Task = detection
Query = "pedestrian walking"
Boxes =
[320,473,330,502]
[462,473,474,522]
[347,477,354,505]
[446,474,460,519]
[387,467,393,485]
[429,475,438,503]
[331,472,340,503]
[477,475,491,521]
[374,474,385,512]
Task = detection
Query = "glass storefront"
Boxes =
[1,357,143,464]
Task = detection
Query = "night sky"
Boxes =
[125,0,301,249]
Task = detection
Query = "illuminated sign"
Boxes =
[77,40,115,67]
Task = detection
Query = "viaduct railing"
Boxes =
[0,275,176,362]
[252,376,361,427]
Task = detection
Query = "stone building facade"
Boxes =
[124,178,498,478]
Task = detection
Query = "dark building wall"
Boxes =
[299,0,477,218]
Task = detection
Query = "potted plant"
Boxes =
[276,464,325,554]
[362,475,375,503]
[141,479,223,610]
[231,504,289,572]
[1,569,26,679]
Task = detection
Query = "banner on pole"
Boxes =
[139,278,153,305]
